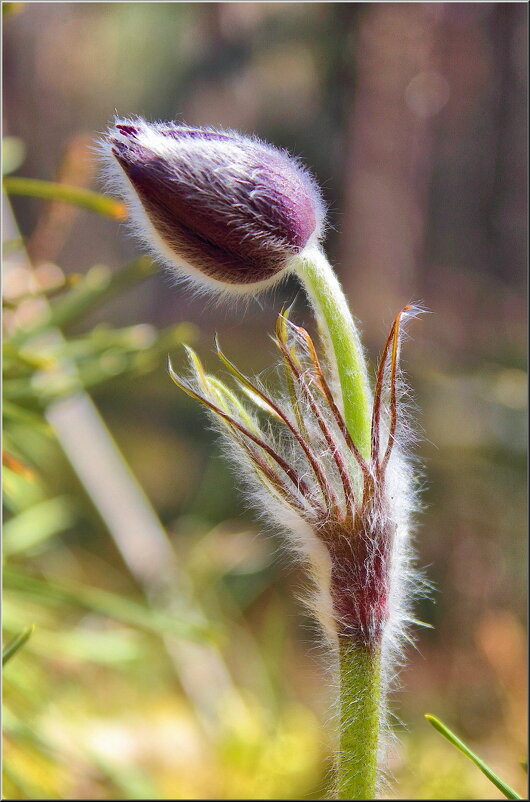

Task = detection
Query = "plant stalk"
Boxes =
[294,246,382,798]
[293,245,372,460]
[338,639,382,800]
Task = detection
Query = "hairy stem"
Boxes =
[338,640,381,800]
[293,245,372,460]
[294,245,381,797]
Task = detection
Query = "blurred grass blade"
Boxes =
[1,400,51,432]
[2,625,34,666]
[45,260,154,330]
[11,258,157,345]
[2,137,26,175]
[3,495,79,556]
[3,176,126,219]
[425,714,522,799]
[4,567,213,642]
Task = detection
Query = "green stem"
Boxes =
[338,639,381,800]
[293,245,372,460]
[294,245,381,797]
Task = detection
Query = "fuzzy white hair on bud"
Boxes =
[102,116,427,798]
[99,116,325,300]
[167,301,426,798]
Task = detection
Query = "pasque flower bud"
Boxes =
[102,118,325,292]
[102,117,424,799]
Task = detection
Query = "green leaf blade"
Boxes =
[425,714,522,799]
[2,625,34,666]
[3,176,126,219]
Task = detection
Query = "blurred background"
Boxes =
[2,2,527,799]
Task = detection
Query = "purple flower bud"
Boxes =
[101,118,325,292]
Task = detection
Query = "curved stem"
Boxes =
[293,245,372,460]
[338,640,381,800]
[293,245,381,798]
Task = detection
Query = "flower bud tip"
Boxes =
[100,117,325,295]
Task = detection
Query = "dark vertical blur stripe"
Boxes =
[484,3,527,283]
[337,4,445,342]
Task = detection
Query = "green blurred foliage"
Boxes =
[2,173,329,801]
[2,2,527,800]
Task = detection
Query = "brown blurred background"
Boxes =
[3,3,527,799]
